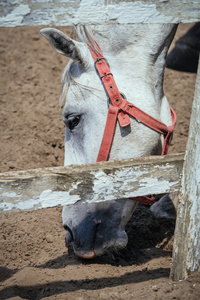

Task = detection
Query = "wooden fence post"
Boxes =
[172,58,200,280]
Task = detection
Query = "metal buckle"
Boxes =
[100,72,113,79]
[94,57,110,67]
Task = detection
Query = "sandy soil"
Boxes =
[0,24,199,299]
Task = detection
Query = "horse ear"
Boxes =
[40,28,83,63]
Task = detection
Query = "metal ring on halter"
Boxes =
[120,92,127,100]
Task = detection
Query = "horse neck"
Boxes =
[91,24,177,106]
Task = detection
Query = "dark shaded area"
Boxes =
[0,267,18,282]
[122,203,175,262]
[0,267,170,300]
[166,23,200,73]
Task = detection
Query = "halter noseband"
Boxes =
[88,41,176,205]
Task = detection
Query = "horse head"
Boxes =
[41,24,177,258]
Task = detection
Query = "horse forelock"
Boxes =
[60,26,102,107]
[74,25,100,53]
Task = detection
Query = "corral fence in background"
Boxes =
[0,0,200,281]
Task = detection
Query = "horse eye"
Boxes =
[64,115,80,130]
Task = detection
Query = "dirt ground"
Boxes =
[0,24,200,300]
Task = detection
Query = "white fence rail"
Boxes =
[0,0,200,27]
[0,154,184,212]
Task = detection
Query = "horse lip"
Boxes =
[73,248,96,259]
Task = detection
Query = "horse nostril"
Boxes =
[63,225,74,244]
[65,231,73,245]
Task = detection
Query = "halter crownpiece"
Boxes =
[87,40,176,204]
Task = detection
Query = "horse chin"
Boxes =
[93,230,128,257]
[65,224,128,259]
[73,232,128,259]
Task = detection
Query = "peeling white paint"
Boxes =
[0,196,40,211]
[0,189,80,212]
[137,177,179,196]
[0,4,31,26]
[2,192,19,198]
[73,1,175,24]
[0,0,199,26]
[39,189,80,208]
[90,165,178,201]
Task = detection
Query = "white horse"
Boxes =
[41,24,177,259]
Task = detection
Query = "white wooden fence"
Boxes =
[0,0,200,281]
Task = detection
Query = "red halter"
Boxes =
[88,41,176,205]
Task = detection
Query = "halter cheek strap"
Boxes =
[97,100,176,161]
[88,41,176,204]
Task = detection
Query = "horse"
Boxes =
[40,23,177,259]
